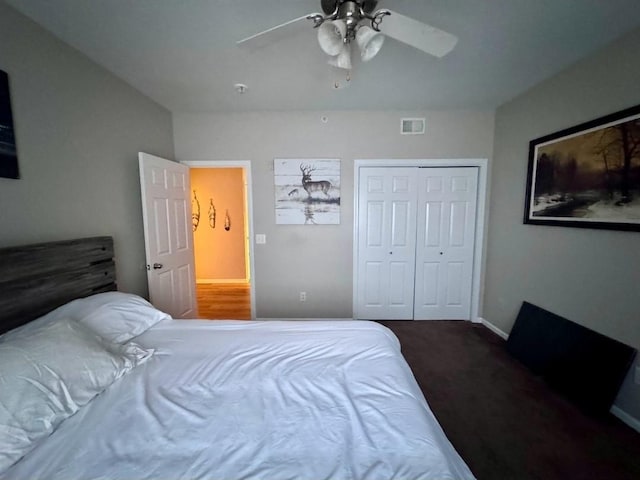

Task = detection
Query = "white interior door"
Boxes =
[139,152,197,319]
[414,167,478,320]
[356,167,417,320]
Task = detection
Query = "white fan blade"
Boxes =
[379,10,458,58]
[237,15,314,50]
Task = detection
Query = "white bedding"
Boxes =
[5,319,475,480]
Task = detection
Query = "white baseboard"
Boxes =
[478,317,509,340]
[196,279,249,284]
[256,318,355,322]
[610,405,640,433]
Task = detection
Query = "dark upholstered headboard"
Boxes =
[0,236,116,335]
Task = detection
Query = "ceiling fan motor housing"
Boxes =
[339,2,360,40]
[322,0,378,15]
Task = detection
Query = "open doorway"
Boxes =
[183,160,256,320]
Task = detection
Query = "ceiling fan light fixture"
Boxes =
[356,25,385,62]
[237,1,459,90]
[328,43,352,70]
[317,19,347,56]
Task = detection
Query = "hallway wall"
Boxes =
[191,167,247,281]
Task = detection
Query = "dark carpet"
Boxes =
[378,320,640,480]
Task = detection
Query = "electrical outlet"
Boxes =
[635,366,640,385]
[299,291,306,302]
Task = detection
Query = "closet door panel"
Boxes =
[414,167,478,320]
[356,167,417,319]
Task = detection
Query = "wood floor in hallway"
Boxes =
[196,283,252,320]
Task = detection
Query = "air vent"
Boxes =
[401,118,425,135]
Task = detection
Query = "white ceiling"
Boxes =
[6,0,640,113]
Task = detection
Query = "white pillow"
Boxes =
[2,292,170,344]
[0,318,153,473]
[59,292,170,343]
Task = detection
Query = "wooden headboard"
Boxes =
[0,236,116,335]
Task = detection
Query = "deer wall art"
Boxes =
[274,158,341,225]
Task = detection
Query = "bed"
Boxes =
[0,237,475,480]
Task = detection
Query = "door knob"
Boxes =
[153,263,163,269]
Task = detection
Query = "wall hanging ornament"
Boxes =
[274,158,341,224]
[208,199,216,229]
[192,190,200,231]
[224,210,231,231]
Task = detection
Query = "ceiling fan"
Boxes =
[237,1,458,72]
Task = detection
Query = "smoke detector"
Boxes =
[234,83,248,94]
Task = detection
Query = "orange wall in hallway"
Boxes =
[190,168,247,281]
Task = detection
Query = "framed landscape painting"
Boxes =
[0,69,19,179]
[524,104,640,231]
[274,158,340,225]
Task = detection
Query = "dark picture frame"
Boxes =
[0,69,19,179]
[524,104,640,231]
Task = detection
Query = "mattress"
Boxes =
[4,319,475,480]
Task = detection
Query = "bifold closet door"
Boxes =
[356,165,478,321]
[413,167,478,320]
[356,167,418,320]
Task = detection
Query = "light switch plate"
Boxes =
[255,234,266,244]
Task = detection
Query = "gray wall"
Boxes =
[484,28,640,419]
[173,110,495,318]
[0,3,175,296]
